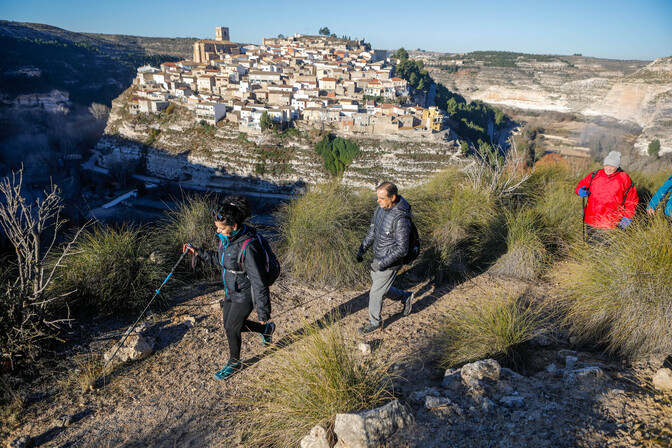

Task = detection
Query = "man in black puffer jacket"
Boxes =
[356,182,415,334]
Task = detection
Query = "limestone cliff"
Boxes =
[430,56,672,155]
[95,88,459,194]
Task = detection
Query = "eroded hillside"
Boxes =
[428,54,672,155]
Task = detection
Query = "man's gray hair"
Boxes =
[376,181,398,198]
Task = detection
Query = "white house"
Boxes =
[194,101,226,125]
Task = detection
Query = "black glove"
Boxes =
[356,250,364,263]
[371,260,381,271]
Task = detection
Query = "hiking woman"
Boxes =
[576,151,639,243]
[182,195,274,380]
[646,173,672,218]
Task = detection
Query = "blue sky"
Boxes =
[2,0,671,60]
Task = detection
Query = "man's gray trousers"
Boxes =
[368,268,405,326]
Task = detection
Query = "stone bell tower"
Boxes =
[215,27,230,42]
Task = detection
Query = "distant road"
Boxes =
[427,83,437,108]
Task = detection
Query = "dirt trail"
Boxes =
[10,273,671,447]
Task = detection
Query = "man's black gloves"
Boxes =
[356,250,364,263]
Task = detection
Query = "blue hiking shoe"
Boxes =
[214,362,242,381]
[262,322,276,347]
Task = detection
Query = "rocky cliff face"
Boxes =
[96,88,460,194]
[431,56,672,155]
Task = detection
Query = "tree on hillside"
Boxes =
[394,47,409,61]
[260,111,273,131]
[319,27,330,36]
[648,139,661,158]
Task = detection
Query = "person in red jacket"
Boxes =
[576,151,638,243]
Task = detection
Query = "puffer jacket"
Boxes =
[648,174,672,217]
[360,196,412,270]
[576,169,638,229]
[196,225,271,321]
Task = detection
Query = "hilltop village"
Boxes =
[131,27,446,136]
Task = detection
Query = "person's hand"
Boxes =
[647,208,655,216]
[578,187,590,198]
[182,243,196,255]
[370,260,381,271]
[618,217,632,229]
[356,250,364,263]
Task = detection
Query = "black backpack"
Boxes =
[392,212,420,264]
[237,233,281,286]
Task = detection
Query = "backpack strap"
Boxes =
[587,170,598,189]
[236,235,269,275]
[621,182,634,207]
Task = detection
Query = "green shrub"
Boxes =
[490,208,550,279]
[648,139,661,158]
[314,135,361,176]
[230,315,396,447]
[145,128,160,145]
[276,183,374,288]
[440,291,549,368]
[159,193,222,279]
[555,215,672,360]
[55,225,167,314]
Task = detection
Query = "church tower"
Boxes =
[215,27,230,42]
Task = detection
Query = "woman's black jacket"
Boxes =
[196,225,271,321]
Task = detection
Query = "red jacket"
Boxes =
[576,169,638,229]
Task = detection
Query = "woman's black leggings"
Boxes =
[221,299,265,364]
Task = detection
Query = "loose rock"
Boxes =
[500,396,525,408]
[441,368,461,390]
[333,400,413,448]
[104,333,154,364]
[425,395,452,410]
[461,359,501,388]
[565,356,578,370]
[182,316,196,328]
[652,368,672,392]
[409,387,442,403]
[358,343,372,355]
[300,425,331,448]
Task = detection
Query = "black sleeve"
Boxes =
[360,207,378,253]
[196,248,220,267]
[244,241,271,322]
[378,214,410,269]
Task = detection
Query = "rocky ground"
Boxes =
[3,271,671,448]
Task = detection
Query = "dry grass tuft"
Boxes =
[276,183,374,288]
[490,208,550,279]
[228,314,397,447]
[440,290,550,369]
[408,168,502,278]
[555,215,672,360]
[59,352,106,394]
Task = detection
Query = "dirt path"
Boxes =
[8,273,671,447]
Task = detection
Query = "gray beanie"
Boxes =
[603,151,621,167]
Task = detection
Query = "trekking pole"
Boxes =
[582,196,586,242]
[103,245,191,369]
